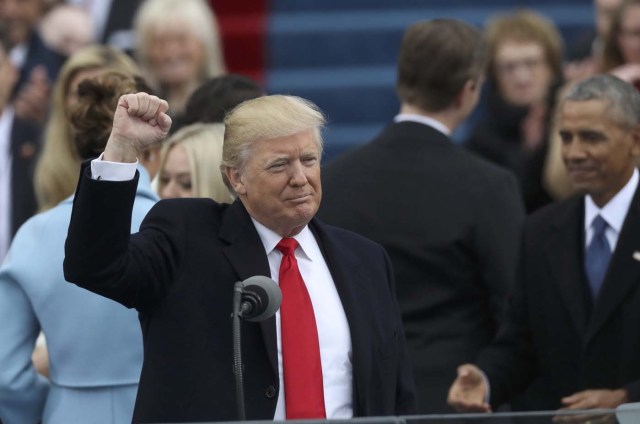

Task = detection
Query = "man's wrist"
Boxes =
[103,138,138,163]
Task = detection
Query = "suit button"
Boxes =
[266,385,276,398]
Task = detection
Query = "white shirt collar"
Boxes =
[250,217,320,262]
[584,168,639,235]
[394,113,451,136]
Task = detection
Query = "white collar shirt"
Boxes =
[584,168,639,251]
[251,218,353,420]
[394,113,452,136]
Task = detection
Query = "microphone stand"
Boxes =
[232,281,246,421]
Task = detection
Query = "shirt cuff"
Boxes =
[91,153,138,181]
[479,369,491,404]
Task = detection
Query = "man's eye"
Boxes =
[269,163,286,170]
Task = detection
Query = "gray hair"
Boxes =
[221,95,326,193]
[563,74,640,129]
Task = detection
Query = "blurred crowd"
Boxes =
[1,0,640,422]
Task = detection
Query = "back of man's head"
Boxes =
[396,19,488,112]
[184,74,265,125]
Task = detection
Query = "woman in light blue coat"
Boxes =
[0,71,162,424]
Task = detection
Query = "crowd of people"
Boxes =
[1,0,640,423]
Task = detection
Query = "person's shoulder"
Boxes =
[316,219,385,253]
[454,145,515,179]
[148,197,229,218]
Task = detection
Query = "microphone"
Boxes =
[239,276,282,322]
[231,276,281,420]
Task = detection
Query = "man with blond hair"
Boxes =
[63,93,416,422]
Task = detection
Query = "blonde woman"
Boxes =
[158,123,233,203]
[34,45,141,211]
[134,0,225,119]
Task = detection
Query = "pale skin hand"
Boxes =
[447,364,492,413]
[103,92,172,163]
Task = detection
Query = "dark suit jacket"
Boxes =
[318,121,525,413]
[14,30,64,97]
[101,0,144,52]
[477,184,640,409]
[9,116,41,238]
[63,165,416,423]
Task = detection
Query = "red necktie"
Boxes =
[276,238,326,419]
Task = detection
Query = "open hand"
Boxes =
[447,364,492,413]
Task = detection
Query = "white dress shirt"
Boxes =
[0,107,14,262]
[584,168,639,251]
[90,156,354,419]
[252,219,353,420]
[394,113,452,136]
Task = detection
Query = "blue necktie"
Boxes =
[584,215,611,299]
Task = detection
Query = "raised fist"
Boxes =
[104,93,172,163]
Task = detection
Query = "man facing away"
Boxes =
[63,93,416,422]
[449,74,640,412]
[319,19,525,413]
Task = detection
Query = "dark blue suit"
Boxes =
[477,184,640,409]
[9,116,41,238]
[63,164,416,423]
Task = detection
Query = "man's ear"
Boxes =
[225,167,246,195]
[630,125,640,157]
[453,79,475,108]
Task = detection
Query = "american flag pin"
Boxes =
[633,251,640,262]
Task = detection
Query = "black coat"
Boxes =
[477,184,640,409]
[318,121,525,413]
[64,164,416,423]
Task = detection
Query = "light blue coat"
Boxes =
[0,167,157,424]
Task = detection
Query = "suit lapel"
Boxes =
[547,197,589,336]
[219,201,278,375]
[310,219,370,415]
[586,185,640,344]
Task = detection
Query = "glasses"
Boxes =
[495,57,546,75]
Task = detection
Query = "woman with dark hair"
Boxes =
[0,72,159,423]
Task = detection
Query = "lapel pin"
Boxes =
[633,251,640,262]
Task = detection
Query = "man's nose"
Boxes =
[563,140,587,162]
[289,161,308,186]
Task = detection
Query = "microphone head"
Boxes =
[241,276,282,322]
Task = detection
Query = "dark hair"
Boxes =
[70,72,152,159]
[396,19,488,112]
[183,74,265,125]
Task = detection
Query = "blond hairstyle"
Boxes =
[221,95,326,192]
[34,45,141,211]
[134,0,225,86]
[159,123,233,203]
[485,10,564,82]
